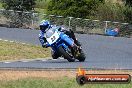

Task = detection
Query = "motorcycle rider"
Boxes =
[39,20,81,48]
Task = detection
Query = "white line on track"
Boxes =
[41,59,48,61]
[4,62,11,63]
[22,43,26,45]
[59,57,64,60]
[0,38,30,46]
[21,60,29,62]
[26,44,30,45]
[52,59,57,61]
[4,40,8,42]
[10,41,14,43]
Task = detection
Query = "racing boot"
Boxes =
[69,30,82,52]
[69,29,81,46]
[75,40,82,53]
[72,44,82,58]
[74,39,81,47]
[65,29,82,50]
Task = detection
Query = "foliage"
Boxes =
[47,0,103,18]
[123,5,132,23]
[1,0,36,11]
[35,0,50,9]
[126,0,132,7]
[0,0,37,27]
[95,1,132,23]
[95,2,125,22]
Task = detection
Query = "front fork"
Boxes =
[61,33,82,58]
[71,44,82,58]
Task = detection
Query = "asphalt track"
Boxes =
[0,27,132,69]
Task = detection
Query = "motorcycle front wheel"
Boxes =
[77,50,86,62]
[58,46,75,62]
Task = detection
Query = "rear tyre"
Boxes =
[58,46,75,62]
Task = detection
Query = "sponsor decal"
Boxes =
[76,68,131,85]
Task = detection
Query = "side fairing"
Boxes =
[60,33,74,47]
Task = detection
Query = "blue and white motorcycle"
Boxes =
[45,27,86,62]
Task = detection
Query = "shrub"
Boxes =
[95,2,125,22]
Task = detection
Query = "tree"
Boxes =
[1,0,36,28]
[125,0,132,7]
[47,0,102,18]
[1,0,36,11]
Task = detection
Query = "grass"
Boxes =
[0,77,131,88]
[0,70,131,88]
[0,40,50,61]
[0,69,131,88]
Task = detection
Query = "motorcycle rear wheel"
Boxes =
[58,46,75,62]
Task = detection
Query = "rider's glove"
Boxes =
[42,42,50,48]
[42,43,47,48]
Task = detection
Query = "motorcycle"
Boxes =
[45,26,86,62]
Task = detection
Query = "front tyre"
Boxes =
[58,46,75,62]
[77,50,86,62]
[51,50,59,59]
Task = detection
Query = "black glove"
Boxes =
[58,27,61,31]
[42,43,47,48]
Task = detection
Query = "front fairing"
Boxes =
[45,28,60,45]
[45,28,74,53]
[60,33,74,47]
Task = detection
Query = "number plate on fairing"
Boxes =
[46,31,60,44]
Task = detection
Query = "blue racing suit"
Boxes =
[39,30,47,47]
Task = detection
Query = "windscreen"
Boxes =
[45,28,56,38]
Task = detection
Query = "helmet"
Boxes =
[39,20,50,31]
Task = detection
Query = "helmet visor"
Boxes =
[40,25,49,30]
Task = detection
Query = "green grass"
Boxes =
[0,40,50,61]
[0,77,131,88]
